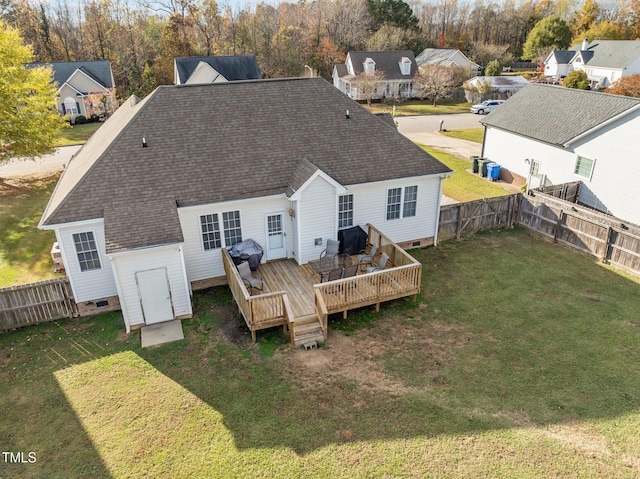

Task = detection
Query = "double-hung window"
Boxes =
[338,194,354,229]
[387,186,418,220]
[201,210,243,251]
[72,232,101,271]
[574,156,595,180]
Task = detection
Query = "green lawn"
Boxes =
[421,145,509,201]
[2,228,640,478]
[55,122,102,146]
[440,127,485,143]
[0,175,60,286]
[368,98,472,116]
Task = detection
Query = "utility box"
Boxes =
[51,242,65,272]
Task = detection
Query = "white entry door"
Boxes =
[265,212,286,260]
[136,268,174,325]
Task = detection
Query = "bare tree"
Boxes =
[413,65,465,106]
[353,70,385,108]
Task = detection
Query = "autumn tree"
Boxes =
[606,75,640,97]
[414,65,466,106]
[563,69,589,89]
[485,60,502,76]
[463,77,492,102]
[353,70,385,107]
[0,21,65,160]
[522,16,572,60]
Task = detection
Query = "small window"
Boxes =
[200,214,222,250]
[72,232,101,271]
[222,210,242,246]
[399,57,411,75]
[338,194,354,229]
[403,186,418,218]
[531,160,541,176]
[386,188,402,220]
[574,156,594,179]
[364,58,375,74]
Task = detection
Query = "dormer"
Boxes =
[363,58,375,74]
[399,57,412,75]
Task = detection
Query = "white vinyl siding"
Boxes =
[111,244,191,331]
[298,176,337,264]
[55,221,117,302]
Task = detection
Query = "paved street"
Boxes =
[0,145,81,178]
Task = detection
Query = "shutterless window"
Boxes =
[387,188,402,220]
[222,211,242,246]
[574,156,594,179]
[531,160,541,176]
[200,214,221,250]
[338,194,354,229]
[403,185,418,218]
[72,232,101,271]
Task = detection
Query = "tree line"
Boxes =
[1,0,640,98]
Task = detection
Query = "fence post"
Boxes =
[553,210,564,243]
[602,227,613,263]
[456,203,463,240]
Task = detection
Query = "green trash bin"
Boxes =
[470,155,480,174]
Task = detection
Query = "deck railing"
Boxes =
[222,248,290,341]
[313,224,421,318]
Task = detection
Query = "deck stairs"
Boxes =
[291,313,325,348]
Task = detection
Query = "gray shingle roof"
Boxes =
[41,78,450,252]
[415,48,478,69]
[550,50,575,64]
[571,40,640,69]
[174,55,262,83]
[481,83,640,146]
[346,51,417,79]
[26,61,114,90]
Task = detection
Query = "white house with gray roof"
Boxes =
[333,51,419,100]
[481,83,640,224]
[416,48,480,72]
[39,77,450,333]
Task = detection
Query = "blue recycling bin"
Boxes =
[486,162,501,181]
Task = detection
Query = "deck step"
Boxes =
[291,313,325,348]
[294,331,325,348]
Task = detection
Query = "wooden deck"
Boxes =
[259,260,318,318]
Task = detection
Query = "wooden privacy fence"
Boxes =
[519,191,640,276]
[438,194,519,241]
[0,277,78,331]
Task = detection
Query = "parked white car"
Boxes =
[470,100,505,114]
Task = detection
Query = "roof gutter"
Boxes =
[564,102,640,147]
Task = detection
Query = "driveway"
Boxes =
[396,113,483,159]
[0,145,82,178]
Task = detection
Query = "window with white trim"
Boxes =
[364,58,375,74]
[574,156,595,180]
[63,97,78,115]
[222,210,242,246]
[531,159,541,176]
[72,232,101,271]
[200,214,222,250]
[387,186,418,220]
[338,194,354,229]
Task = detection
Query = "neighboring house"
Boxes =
[543,39,640,88]
[332,51,418,100]
[174,55,262,84]
[463,75,528,102]
[542,50,575,78]
[27,60,117,119]
[481,83,640,224]
[416,48,480,72]
[39,78,451,333]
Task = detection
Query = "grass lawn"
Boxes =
[0,174,60,286]
[440,127,485,143]
[55,123,102,146]
[421,145,509,201]
[367,98,472,116]
[2,228,640,478]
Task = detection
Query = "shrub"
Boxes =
[74,115,87,124]
[563,70,589,89]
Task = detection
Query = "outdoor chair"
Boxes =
[366,252,389,274]
[237,261,263,294]
[357,243,378,271]
[321,267,344,283]
[342,263,359,279]
[319,239,340,260]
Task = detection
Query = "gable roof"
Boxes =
[466,76,529,89]
[416,48,478,69]
[547,50,575,64]
[174,55,262,84]
[41,77,450,252]
[481,83,640,146]
[570,40,640,69]
[345,51,417,79]
[27,61,114,89]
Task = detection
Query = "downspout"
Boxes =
[433,174,449,247]
[480,125,488,157]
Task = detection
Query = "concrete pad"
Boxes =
[140,320,184,348]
